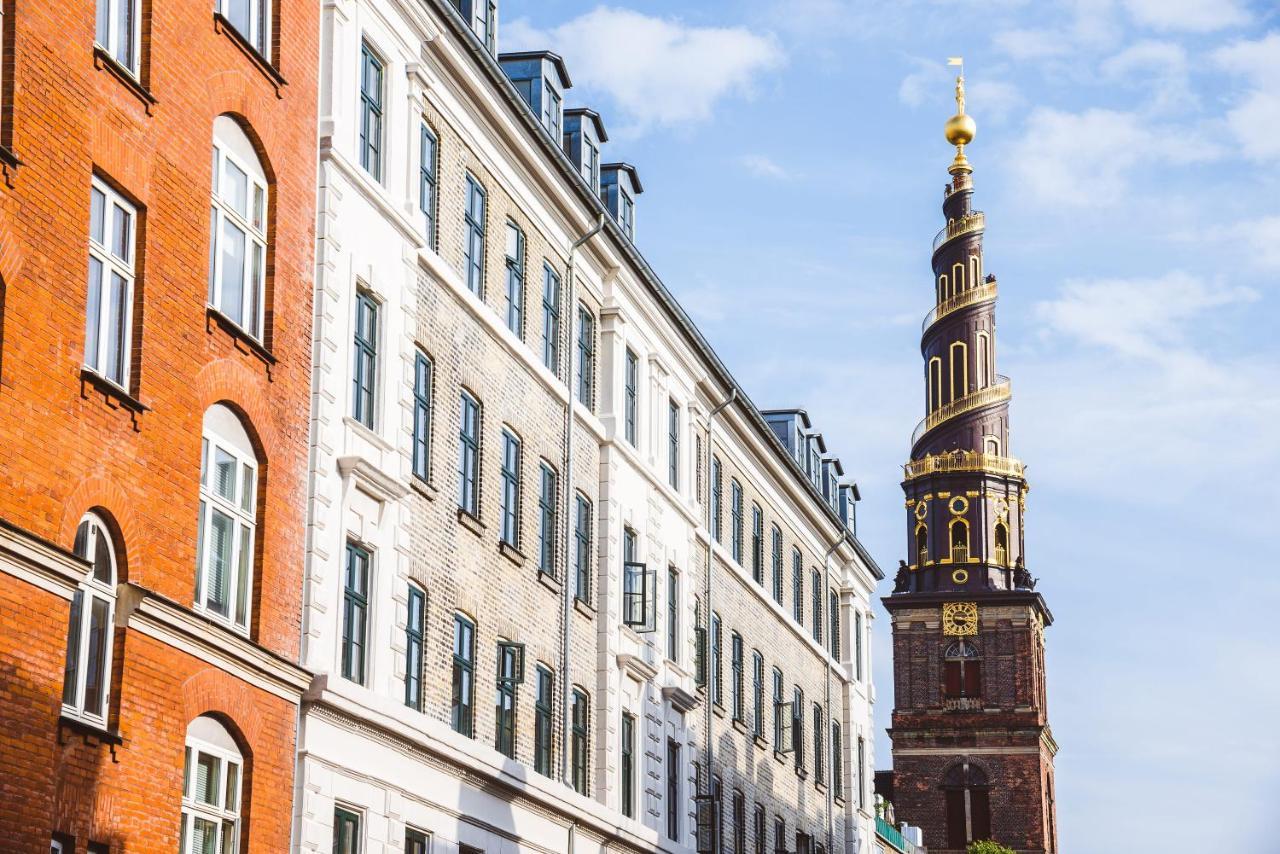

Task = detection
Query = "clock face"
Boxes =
[942,602,979,636]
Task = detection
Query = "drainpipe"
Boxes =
[559,214,605,789]
[702,389,737,828]
[821,536,844,854]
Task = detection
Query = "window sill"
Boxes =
[499,541,525,567]
[731,717,748,734]
[754,734,769,751]
[815,780,827,794]
[213,13,287,93]
[833,795,846,808]
[774,749,788,764]
[712,703,726,719]
[537,569,562,596]
[0,145,20,184]
[410,477,439,502]
[58,714,124,760]
[206,307,276,368]
[93,46,157,113]
[796,767,809,781]
[79,367,149,427]
[457,509,486,538]
[572,594,597,619]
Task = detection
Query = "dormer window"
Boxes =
[457,0,498,55]
[601,163,642,242]
[564,109,607,195]
[499,51,572,140]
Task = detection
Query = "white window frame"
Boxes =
[195,415,258,633]
[180,728,243,854]
[95,0,142,75]
[209,124,268,340]
[216,0,271,59]
[62,513,117,726]
[86,178,136,390]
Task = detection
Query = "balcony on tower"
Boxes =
[563,108,607,195]
[600,163,642,241]
[498,50,571,141]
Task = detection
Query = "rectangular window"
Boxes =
[505,222,525,335]
[751,505,763,585]
[451,614,475,736]
[774,818,785,854]
[666,738,680,840]
[341,543,370,685]
[811,570,823,643]
[542,79,562,137]
[695,434,704,500]
[694,600,706,686]
[352,290,378,428]
[95,0,140,74]
[624,348,638,445]
[831,723,844,800]
[584,139,600,193]
[752,651,764,740]
[710,457,722,542]
[576,306,595,408]
[495,642,519,758]
[730,631,744,722]
[857,734,866,809]
[792,549,803,626]
[711,612,723,707]
[404,584,425,710]
[463,174,486,294]
[619,190,635,240]
[668,400,680,489]
[458,392,481,515]
[333,807,361,854]
[359,43,384,180]
[621,711,635,818]
[793,688,805,771]
[772,669,785,751]
[771,526,783,604]
[217,0,269,58]
[730,479,743,564]
[419,123,437,246]
[666,567,679,661]
[571,689,589,794]
[534,665,554,775]
[831,591,841,661]
[405,829,428,854]
[542,264,561,374]
[754,805,766,854]
[733,790,746,854]
[85,179,136,389]
[499,430,521,547]
[855,610,864,681]
[621,529,655,632]
[573,493,592,602]
[412,351,432,482]
[813,703,824,784]
[538,463,557,576]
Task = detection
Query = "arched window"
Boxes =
[943,640,982,702]
[209,116,269,341]
[181,715,245,854]
[994,523,1009,567]
[970,255,980,291]
[949,341,968,403]
[928,357,942,413]
[952,262,965,294]
[983,436,1000,456]
[976,332,990,388]
[949,519,969,563]
[942,761,991,847]
[915,522,928,567]
[62,512,118,724]
[196,404,259,632]
[937,273,948,302]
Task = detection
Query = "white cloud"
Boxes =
[897,59,948,107]
[1006,107,1221,206]
[1200,216,1280,271]
[1100,40,1193,113]
[1121,0,1250,32]
[1213,34,1280,162]
[737,154,790,180]
[992,27,1072,60]
[503,8,784,134]
[1033,271,1257,359]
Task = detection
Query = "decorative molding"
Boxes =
[0,519,86,600]
[337,455,409,504]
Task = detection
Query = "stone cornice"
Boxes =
[0,517,88,600]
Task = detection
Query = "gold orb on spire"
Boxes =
[944,73,976,147]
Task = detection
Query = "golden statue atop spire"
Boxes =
[943,58,976,174]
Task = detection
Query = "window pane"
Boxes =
[83,595,110,716]
[214,447,237,500]
[193,817,218,854]
[196,752,220,805]
[222,160,249,217]
[235,525,252,626]
[219,220,247,324]
[105,271,128,383]
[115,0,136,68]
[61,591,84,707]
[207,510,234,615]
[111,204,131,263]
[224,762,240,812]
[85,258,103,369]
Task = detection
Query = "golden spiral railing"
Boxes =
[903,450,1025,481]
[911,377,1010,446]
[932,211,985,252]
[922,280,997,333]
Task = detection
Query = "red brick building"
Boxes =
[0,0,316,851]
[881,75,1059,853]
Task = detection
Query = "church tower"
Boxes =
[882,69,1059,853]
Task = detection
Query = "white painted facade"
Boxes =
[297,1,882,853]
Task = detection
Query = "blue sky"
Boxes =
[504,1,1280,849]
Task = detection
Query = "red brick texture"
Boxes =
[0,0,316,850]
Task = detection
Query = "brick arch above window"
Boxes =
[57,477,143,577]
[180,667,266,751]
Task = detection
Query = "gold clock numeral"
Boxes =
[942,601,978,636]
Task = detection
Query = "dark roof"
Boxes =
[496,50,572,88]
[602,162,644,194]
[565,107,609,142]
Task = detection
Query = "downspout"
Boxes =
[559,213,605,789]
[821,536,844,854]
[702,388,737,829]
